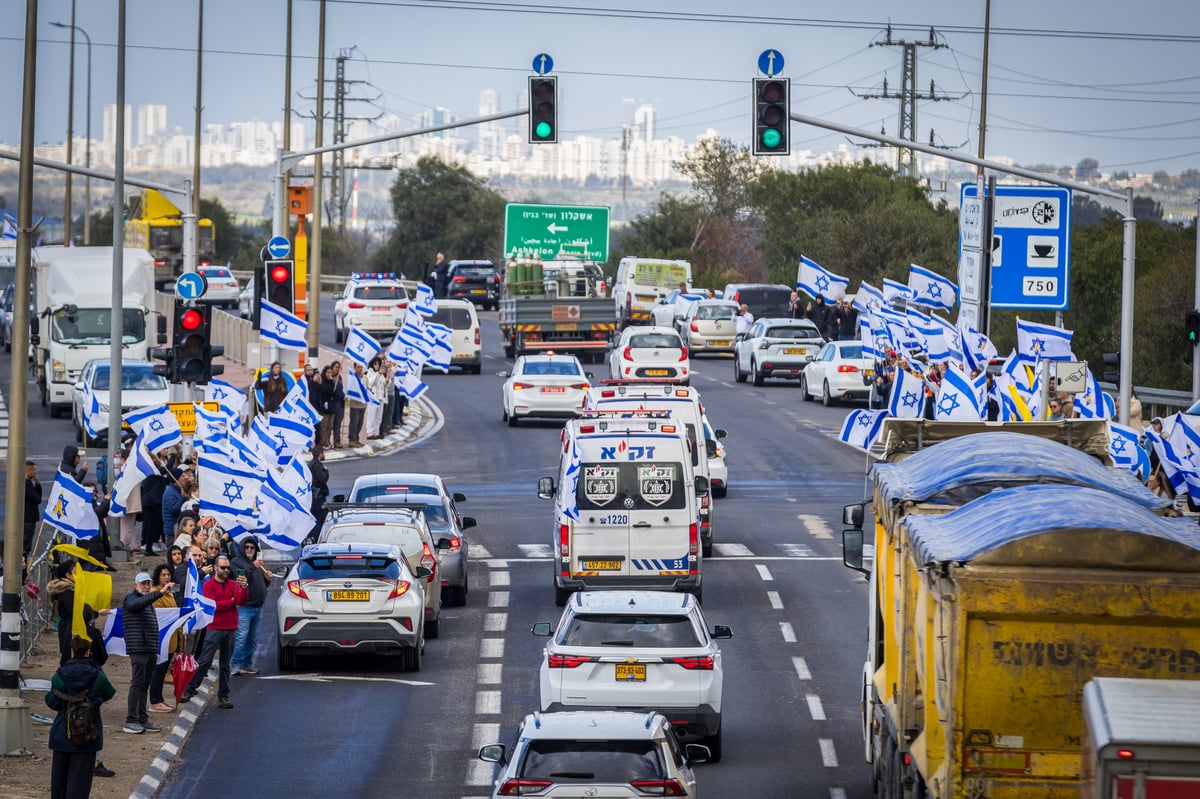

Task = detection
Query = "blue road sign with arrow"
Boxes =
[532,53,554,75]
[758,49,784,77]
[267,235,291,260]
[176,271,207,301]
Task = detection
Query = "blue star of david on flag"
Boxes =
[903,391,920,408]
[1111,438,1127,455]
[223,480,245,503]
[211,386,227,400]
[259,299,309,351]
[1030,337,1046,355]
[149,418,164,432]
[815,275,830,293]
[906,263,957,312]
[839,408,890,450]
[928,284,943,299]
[53,496,69,518]
[937,394,961,415]
[42,470,100,539]
[796,255,849,301]
[856,413,872,428]
[1016,318,1074,364]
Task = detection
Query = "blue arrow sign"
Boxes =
[758,49,784,78]
[267,235,291,259]
[175,271,207,301]
[532,53,554,76]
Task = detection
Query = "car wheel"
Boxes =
[733,354,746,383]
[334,325,344,344]
[501,406,509,423]
[49,404,67,419]
[507,411,518,427]
[692,585,703,605]
[800,373,811,401]
[713,483,727,499]
[703,726,723,763]
[702,539,713,558]
[554,581,570,607]
[406,635,424,672]
[450,579,468,607]
[751,359,764,387]
[822,380,834,407]
[426,613,440,640]
[277,642,296,672]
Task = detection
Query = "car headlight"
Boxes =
[52,359,67,382]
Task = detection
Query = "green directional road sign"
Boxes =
[504,203,611,262]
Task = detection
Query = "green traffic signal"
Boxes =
[535,121,553,140]
[761,129,782,149]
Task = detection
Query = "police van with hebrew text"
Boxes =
[538,411,707,606]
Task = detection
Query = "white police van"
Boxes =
[538,411,707,606]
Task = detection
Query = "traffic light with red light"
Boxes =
[171,300,224,384]
[528,76,558,144]
[265,260,295,313]
[1187,309,1200,346]
[752,77,790,156]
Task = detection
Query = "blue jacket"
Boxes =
[162,484,186,536]
[45,657,115,753]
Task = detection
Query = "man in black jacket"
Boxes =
[122,571,174,734]
[229,537,273,675]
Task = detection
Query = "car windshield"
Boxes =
[427,307,473,330]
[92,366,168,391]
[559,613,702,647]
[838,344,864,359]
[519,740,664,783]
[697,305,735,321]
[353,285,407,300]
[297,554,400,580]
[321,525,425,559]
[352,484,440,501]
[522,361,583,377]
[629,334,681,349]
[763,325,819,341]
[454,267,495,279]
[632,262,689,290]
[577,462,687,511]
[734,287,791,316]
[52,308,146,345]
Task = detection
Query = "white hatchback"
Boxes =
[333,275,409,343]
[500,352,591,425]
[72,358,169,447]
[197,265,240,309]
[801,340,876,406]
[532,590,732,761]
[608,326,690,384]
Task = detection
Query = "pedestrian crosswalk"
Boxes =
[488,541,853,562]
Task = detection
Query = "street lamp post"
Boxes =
[51,19,91,244]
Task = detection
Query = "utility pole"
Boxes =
[63,0,76,244]
[860,25,949,177]
[192,0,204,228]
[621,125,630,224]
[309,0,326,360]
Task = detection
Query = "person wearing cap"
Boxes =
[121,570,175,734]
[230,537,273,676]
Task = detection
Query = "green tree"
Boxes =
[672,138,764,280]
[371,157,506,278]
[198,197,252,265]
[88,208,114,245]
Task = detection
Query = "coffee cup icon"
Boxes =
[1033,243,1055,258]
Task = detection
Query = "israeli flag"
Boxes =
[259,299,309,351]
[278,454,313,510]
[2,213,18,239]
[852,281,886,315]
[959,324,997,374]
[934,362,984,421]
[344,325,383,368]
[888,367,926,419]
[204,378,247,418]
[412,283,438,316]
[796,255,850,301]
[182,557,216,632]
[226,428,268,471]
[427,337,454,373]
[248,416,282,463]
[882,278,914,305]
[110,440,156,517]
[281,382,322,427]
[345,368,381,406]
[267,413,315,464]
[192,403,230,454]
[907,264,957,312]
[198,451,263,529]
[257,471,315,551]
[839,409,890,450]
[125,403,182,453]
[42,471,101,539]
[1110,422,1151,478]
[81,384,106,439]
[1016,318,1074,363]
[394,369,428,400]
[556,435,583,521]
[1073,369,1105,419]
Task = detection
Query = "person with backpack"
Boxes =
[46,635,116,799]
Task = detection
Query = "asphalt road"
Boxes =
[6,310,878,798]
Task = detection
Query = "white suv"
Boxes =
[333,273,409,343]
[532,590,732,761]
[478,710,710,798]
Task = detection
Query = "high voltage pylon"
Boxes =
[857,25,955,177]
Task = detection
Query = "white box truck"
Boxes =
[31,246,160,418]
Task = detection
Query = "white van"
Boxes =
[538,413,707,606]
[426,298,481,374]
[584,383,726,556]
[612,257,693,328]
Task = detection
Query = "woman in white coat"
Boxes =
[365,356,387,439]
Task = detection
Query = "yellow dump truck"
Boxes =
[840,419,1200,799]
[123,188,216,290]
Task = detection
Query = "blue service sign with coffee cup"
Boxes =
[960,183,1071,310]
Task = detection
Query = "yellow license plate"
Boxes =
[784,348,805,355]
[471,289,486,294]
[582,560,622,570]
[327,590,370,601]
[555,322,577,331]
[615,663,647,682]
[645,369,669,376]
[710,340,730,346]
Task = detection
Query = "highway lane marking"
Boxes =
[485,555,843,565]
[767,591,783,609]
[489,570,510,587]
[471,723,500,749]
[807,694,827,721]
[780,622,796,643]
[792,656,812,680]
[484,612,507,632]
[473,544,493,559]
[755,564,773,581]
[480,639,504,658]
[714,542,754,557]
[478,663,502,685]
[488,591,510,608]
[465,758,495,787]
[518,543,553,558]
[258,674,434,685]
[798,513,834,539]
[779,543,815,558]
[476,690,502,714]
[830,789,848,799]
[819,738,839,767]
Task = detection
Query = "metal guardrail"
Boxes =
[1097,382,1195,421]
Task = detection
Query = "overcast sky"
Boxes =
[3,0,1200,174]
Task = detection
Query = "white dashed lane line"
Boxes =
[779,622,796,643]
[755,564,773,581]
[470,561,511,788]
[797,513,834,539]
[792,656,812,680]
[819,738,839,767]
[806,694,827,721]
[479,638,504,659]
[488,591,509,608]
[767,591,783,609]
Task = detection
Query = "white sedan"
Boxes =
[500,353,591,426]
[72,358,170,446]
[608,326,690,384]
[650,289,704,329]
[800,340,876,406]
[532,590,733,761]
[197,266,240,309]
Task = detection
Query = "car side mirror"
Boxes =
[478,744,507,765]
[531,622,553,636]
[537,476,555,500]
[843,502,865,528]
[715,429,728,440]
[29,317,38,336]
[684,743,711,765]
[842,528,870,576]
[585,372,595,379]
[694,475,709,497]
[415,566,432,579]
[331,493,346,503]
[435,537,452,550]
[157,315,167,335]
[74,381,84,391]
[332,292,341,300]
[461,516,477,530]
[705,440,717,459]
[452,492,467,503]
[496,371,510,378]
[735,333,745,341]
[711,625,732,639]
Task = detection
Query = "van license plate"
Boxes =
[582,559,622,570]
[327,590,370,601]
[645,369,669,377]
[615,663,646,681]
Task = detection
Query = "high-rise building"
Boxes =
[633,104,655,145]
[416,107,457,138]
[102,103,132,149]
[479,90,500,159]
[137,104,167,146]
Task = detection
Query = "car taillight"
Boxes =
[631,779,686,796]
[499,779,552,796]
[446,535,462,554]
[837,364,859,373]
[475,328,481,345]
[452,275,467,283]
[623,347,632,361]
[396,302,407,309]
[287,579,310,599]
[569,383,589,390]
[625,293,632,308]
[559,524,570,557]
[421,543,436,582]
[387,579,412,599]
[547,654,593,668]
[512,382,533,390]
[678,347,688,361]
[690,319,699,332]
[348,302,366,309]
[492,275,501,284]
[670,655,715,670]
[700,493,710,511]
[689,523,698,560]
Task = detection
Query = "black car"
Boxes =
[721,282,793,319]
[446,260,500,310]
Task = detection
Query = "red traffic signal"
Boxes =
[179,307,203,331]
[265,259,295,312]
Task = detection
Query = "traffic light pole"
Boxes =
[1194,196,1199,401]
[787,110,1137,426]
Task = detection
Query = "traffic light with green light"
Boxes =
[1186,309,1200,346]
[753,77,790,156]
[528,76,558,144]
